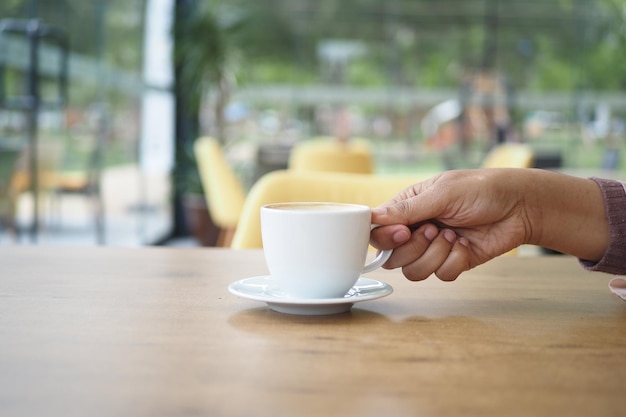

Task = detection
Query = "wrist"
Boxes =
[525,170,609,260]
[509,169,544,247]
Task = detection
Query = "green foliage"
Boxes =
[168,0,626,97]
[586,38,626,90]
[417,53,459,88]
[174,2,228,115]
[346,59,387,87]
[2,0,626,95]
[532,57,576,91]
[239,60,316,85]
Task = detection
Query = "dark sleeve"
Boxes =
[579,177,626,274]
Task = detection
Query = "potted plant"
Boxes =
[171,0,295,244]
[172,1,231,245]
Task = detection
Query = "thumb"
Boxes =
[372,192,443,226]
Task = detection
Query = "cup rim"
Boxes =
[262,202,370,212]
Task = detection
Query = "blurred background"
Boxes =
[1,0,625,247]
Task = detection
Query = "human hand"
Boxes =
[370,169,533,281]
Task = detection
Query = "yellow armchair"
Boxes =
[194,137,246,246]
[288,137,374,174]
[231,170,428,249]
[481,143,534,168]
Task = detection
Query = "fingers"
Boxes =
[388,227,471,282]
[371,180,444,227]
[370,224,412,250]
[433,237,471,282]
[371,222,472,282]
[382,223,438,269]
[372,199,426,226]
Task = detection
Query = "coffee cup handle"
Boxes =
[362,224,393,273]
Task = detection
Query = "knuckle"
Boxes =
[402,264,429,281]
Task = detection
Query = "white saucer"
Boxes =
[228,276,393,315]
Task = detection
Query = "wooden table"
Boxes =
[1,247,625,417]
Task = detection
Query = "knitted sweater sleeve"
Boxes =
[579,177,626,274]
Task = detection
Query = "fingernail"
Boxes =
[393,230,410,244]
[372,207,387,216]
[443,229,456,243]
[424,225,438,241]
[459,237,469,247]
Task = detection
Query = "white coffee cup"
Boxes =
[261,202,393,299]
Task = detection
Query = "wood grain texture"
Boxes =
[1,247,625,417]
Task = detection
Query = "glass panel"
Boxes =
[0,0,174,246]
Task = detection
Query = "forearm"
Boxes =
[522,169,610,261]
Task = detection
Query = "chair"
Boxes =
[288,137,374,174]
[8,140,65,234]
[194,137,246,247]
[481,143,534,168]
[231,170,427,249]
[0,145,23,238]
